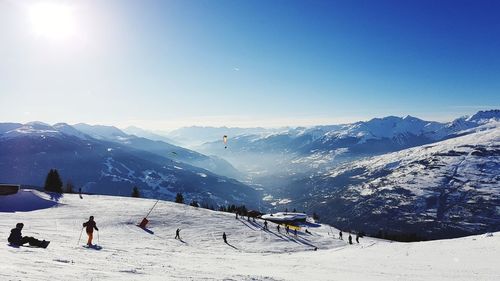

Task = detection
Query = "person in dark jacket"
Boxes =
[356,233,360,243]
[83,216,99,246]
[175,228,181,240]
[339,230,343,240]
[222,232,227,243]
[8,223,49,248]
[348,233,353,245]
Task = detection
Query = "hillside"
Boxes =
[0,190,499,280]
[276,123,500,239]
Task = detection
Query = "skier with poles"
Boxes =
[83,216,99,246]
[175,228,181,240]
[263,220,268,230]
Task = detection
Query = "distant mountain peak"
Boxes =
[466,109,500,123]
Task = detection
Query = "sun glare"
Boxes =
[28,3,77,41]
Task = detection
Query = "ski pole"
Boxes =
[77,227,84,246]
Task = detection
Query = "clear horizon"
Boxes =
[1,0,499,131]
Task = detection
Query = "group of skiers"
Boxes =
[8,215,361,250]
[338,230,361,244]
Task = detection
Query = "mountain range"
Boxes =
[0,122,259,207]
[1,109,498,239]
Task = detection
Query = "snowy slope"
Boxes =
[1,190,499,280]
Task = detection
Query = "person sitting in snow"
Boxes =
[8,223,49,248]
[83,216,99,246]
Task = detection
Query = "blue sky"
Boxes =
[0,0,498,130]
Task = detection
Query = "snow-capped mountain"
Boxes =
[73,123,242,179]
[197,110,500,179]
[270,124,500,239]
[0,123,259,207]
[167,126,282,147]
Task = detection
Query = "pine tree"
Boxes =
[132,186,140,198]
[44,169,63,193]
[175,192,184,204]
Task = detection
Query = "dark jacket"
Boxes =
[83,220,99,233]
[8,228,22,245]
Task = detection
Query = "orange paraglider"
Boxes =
[223,135,228,149]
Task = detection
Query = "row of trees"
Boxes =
[174,192,250,215]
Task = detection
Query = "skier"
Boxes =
[222,232,227,243]
[79,188,83,199]
[339,230,343,240]
[356,233,360,243]
[8,223,49,248]
[285,225,290,235]
[83,216,99,246]
[263,221,268,230]
[235,213,238,219]
[348,234,353,245]
[277,225,280,233]
[294,229,297,237]
[175,228,181,240]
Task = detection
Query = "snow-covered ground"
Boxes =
[1,190,499,280]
